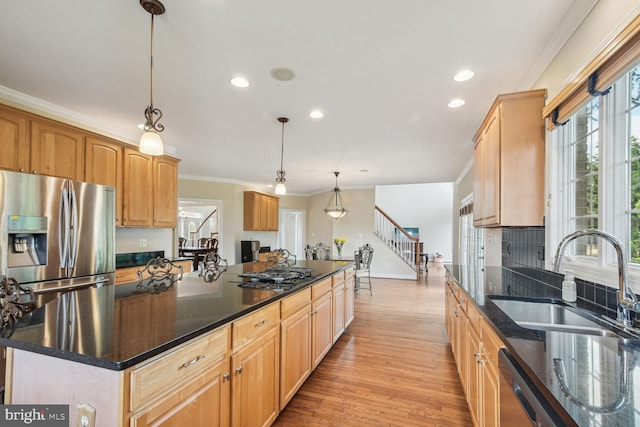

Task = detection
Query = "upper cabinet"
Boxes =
[31,119,85,180]
[0,103,180,228]
[85,136,124,225]
[0,105,28,172]
[244,191,279,231]
[473,89,546,227]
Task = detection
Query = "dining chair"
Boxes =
[354,244,373,295]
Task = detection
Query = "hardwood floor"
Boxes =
[273,271,472,427]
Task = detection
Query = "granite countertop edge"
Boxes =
[0,261,354,371]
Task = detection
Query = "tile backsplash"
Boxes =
[500,226,631,321]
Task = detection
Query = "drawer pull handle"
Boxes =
[254,319,269,328]
[182,354,206,369]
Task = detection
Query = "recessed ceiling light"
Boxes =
[448,99,466,108]
[309,110,324,119]
[453,70,475,82]
[230,76,250,88]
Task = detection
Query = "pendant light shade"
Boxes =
[274,117,289,195]
[139,0,166,156]
[324,171,348,219]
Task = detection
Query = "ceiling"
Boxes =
[0,0,590,195]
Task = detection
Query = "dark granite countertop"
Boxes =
[446,264,640,427]
[0,260,353,371]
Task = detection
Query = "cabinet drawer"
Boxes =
[345,268,354,281]
[331,272,345,287]
[481,323,504,368]
[232,302,280,350]
[130,325,230,411]
[311,278,332,300]
[281,288,311,319]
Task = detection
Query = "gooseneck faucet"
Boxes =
[553,229,640,328]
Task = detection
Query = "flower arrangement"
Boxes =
[333,238,346,256]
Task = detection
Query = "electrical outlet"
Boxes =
[139,238,148,247]
[77,404,96,427]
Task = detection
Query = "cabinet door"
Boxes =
[153,157,178,228]
[280,305,311,407]
[131,359,231,427]
[482,356,500,427]
[467,323,482,427]
[243,192,261,231]
[472,136,484,226]
[231,327,279,427]
[332,285,345,343]
[30,119,84,179]
[123,148,153,226]
[0,106,28,172]
[85,136,123,225]
[312,291,333,369]
[482,108,501,225]
[344,277,355,328]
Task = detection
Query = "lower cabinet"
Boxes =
[130,358,231,427]
[345,273,355,328]
[280,290,312,408]
[312,291,333,368]
[231,326,280,427]
[445,274,504,427]
[332,283,345,343]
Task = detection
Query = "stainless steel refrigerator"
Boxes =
[0,170,116,296]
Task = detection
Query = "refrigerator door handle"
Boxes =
[59,187,70,270]
[68,182,78,268]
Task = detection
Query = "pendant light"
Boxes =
[274,117,289,195]
[324,171,349,219]
[139,0,166,156]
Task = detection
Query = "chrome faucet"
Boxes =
[553,229,640,328]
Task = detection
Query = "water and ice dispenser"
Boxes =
[7,215,47,267]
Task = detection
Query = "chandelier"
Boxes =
[139,0,166,156]
[324,172,348,219]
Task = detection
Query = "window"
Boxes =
[550,62,640,288]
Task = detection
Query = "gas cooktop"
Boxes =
[237,266,314,291]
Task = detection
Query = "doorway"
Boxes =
[177,199,222,253]
[277,210,305,259]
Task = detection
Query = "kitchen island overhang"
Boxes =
[0,260,353,370]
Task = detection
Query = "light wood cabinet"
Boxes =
[85,135,123,225]
[127,326,231,425]
[280,304,311,407]
[131,358,231,427]
[123,148,154,227]
[30,119,84,180]
[0,102,180,229]
[0,104,29,172]
[231,326,279,427]
[244,191,279,231]
[311,277,334,370]
[445,275,504,427]
[332,284,345,344]
[153,156,179,227]
[473,89,546,227]
[345,274,355,328]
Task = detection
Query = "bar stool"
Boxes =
[354,244,373,295]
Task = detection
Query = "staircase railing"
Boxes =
[374,205,419,271]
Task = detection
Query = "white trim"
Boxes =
[455,157,474,185]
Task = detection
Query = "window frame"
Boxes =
[547,60,640,291]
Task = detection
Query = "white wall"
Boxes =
[375,183,454,262]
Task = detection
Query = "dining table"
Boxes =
[178,247,212,270]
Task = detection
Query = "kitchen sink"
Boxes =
[489,297,623,338]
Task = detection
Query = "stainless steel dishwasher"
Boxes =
[499,349,571,427]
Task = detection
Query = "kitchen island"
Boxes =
[446,264,640,426]
[1,259,354,427]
